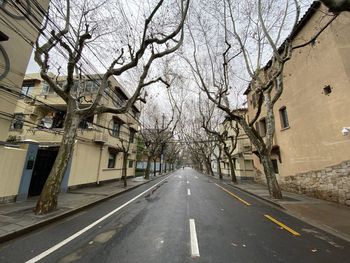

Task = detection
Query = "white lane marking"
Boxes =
[25,176,171,263]
[187,189,191,196]
[187,180,189,184]
[189,219,200,257]
[195,176,198,179]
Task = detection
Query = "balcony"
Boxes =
[9,127,98,143]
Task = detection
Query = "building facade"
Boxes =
[244,2,350,205]
[212,112,255,180]
[0,1,49,140]
[0,73,140,203]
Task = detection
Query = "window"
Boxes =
[323,85,332,95]
[52,111,66,128]
[259,118,266,137]
[279,106,289,129]
[108,151,117,168]
[85,80,99,94]
[21,81,35,97]
[11,113,24,130]
[111,119,122,137]
[79,115,94,129]
[41,82,54,94]
[113,88,127,107]
[272,159,279,174]
[128,160,134,168]
[129,129,136,143]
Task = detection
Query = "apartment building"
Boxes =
[244,1,350,204]
[1,73,140,202]
[211,110,254,180]
[0,1,49,140]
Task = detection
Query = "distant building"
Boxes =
[211,110,254,180]
[244,2,350,205]
[0,73,140,202]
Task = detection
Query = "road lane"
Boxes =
[0,168,349,263]
[0,174,178,263]
[43,171,190,263]
[187,169,349,262]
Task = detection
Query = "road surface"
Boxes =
[0,168,349,262]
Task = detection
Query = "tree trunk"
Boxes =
[228,157,237,183]
[122,152,128,187]
[35,112,81,215]
[237,118,282,199]
[144,155,152,179]
[207,158,214,176]
[153,159,157,177]
[260,152,282,199]
[217,158,223,179]
[159,157,162,174]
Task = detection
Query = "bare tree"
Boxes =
[184,0,338,199]
[179,99,216,176]
[33,0,190,214]
[140,89,182,179]
[163,142,181,171]
[183,0,304,198]
[119,122,135,188]
[198,96,240,182]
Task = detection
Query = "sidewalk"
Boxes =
[0,175,161,243]
[213,175,350,242]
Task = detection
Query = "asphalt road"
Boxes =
[0,168,349,262]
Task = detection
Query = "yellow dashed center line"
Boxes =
[264,214,301,236]
[215,184,251,206]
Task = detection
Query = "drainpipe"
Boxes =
[96,144,104,184]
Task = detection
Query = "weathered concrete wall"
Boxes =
[0,146,27,202]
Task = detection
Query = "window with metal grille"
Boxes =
[108,151,117,168]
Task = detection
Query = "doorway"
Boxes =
[28,147,59,196]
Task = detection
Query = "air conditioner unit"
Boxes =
[94,133,108,143]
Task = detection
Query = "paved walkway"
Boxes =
[212,175,350,242]
[0,175,160,243]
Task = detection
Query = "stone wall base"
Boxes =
[254,160,350,206]
[0,195,17,204]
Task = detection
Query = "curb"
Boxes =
[202,172,286,210]
[225,182,286,210]
[0,173,170,244]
